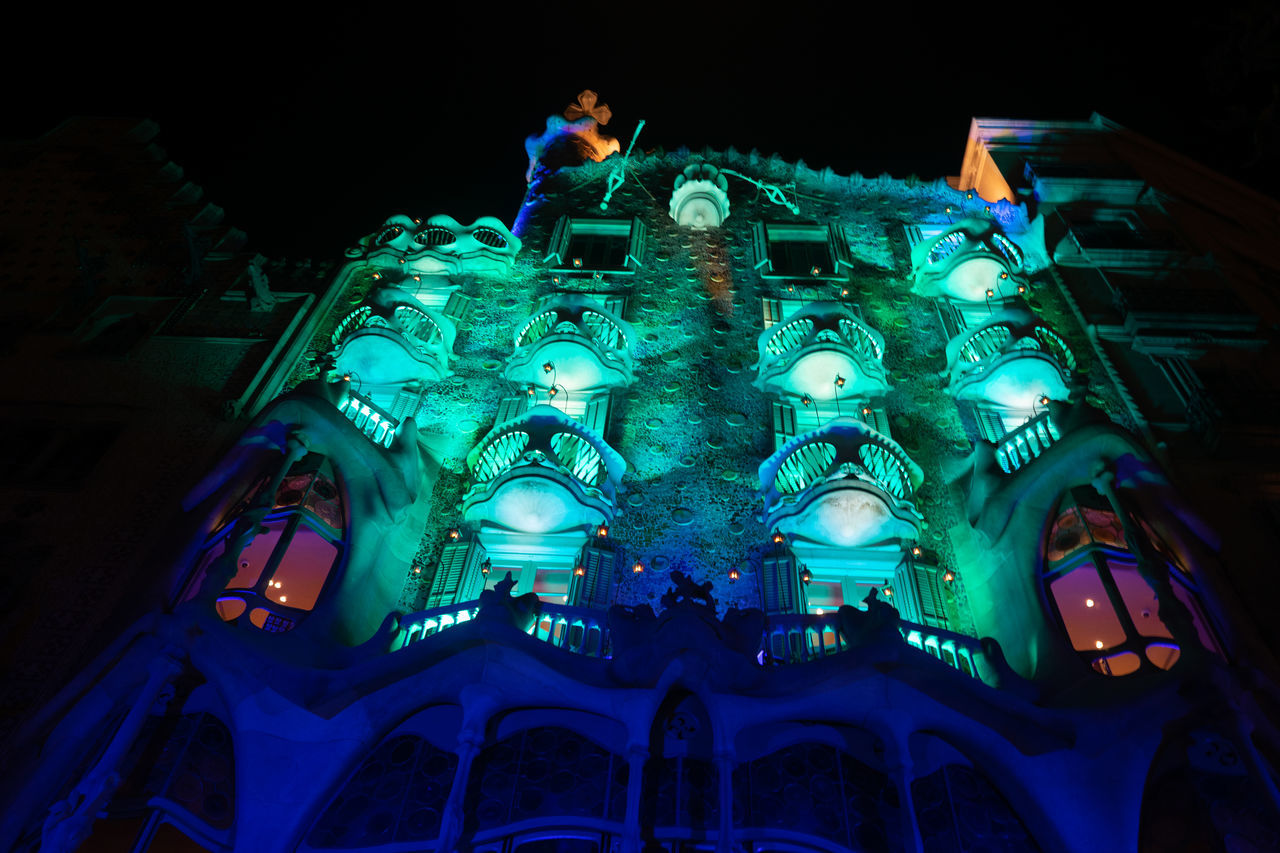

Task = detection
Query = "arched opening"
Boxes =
[643,691,718,840]
[908,733,1039,851]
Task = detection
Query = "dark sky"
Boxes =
[7,6,1278,259]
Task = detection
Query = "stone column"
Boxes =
[40,648,185,853]
[435,728,483,852]
[620,744,648,853]
[714,749,736,853]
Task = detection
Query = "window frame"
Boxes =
[545,216,647,275]
[751,222,852,280]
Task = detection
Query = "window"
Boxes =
[751,222,852,280]
[187,455,345,632]
[1043,487,1220,675]
[545,217,647,274]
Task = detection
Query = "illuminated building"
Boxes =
[4,101,1280,852]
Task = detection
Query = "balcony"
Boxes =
[335,387,399,449]
[994,411,1062,474]
[759,419,923,548]
[753,302,888,402]
[504,295,636,394]
[911,219,1028,302]
[946,310,1075,413]
[350,213,522,276]
[333,296,455,387]
[463,406,625,535]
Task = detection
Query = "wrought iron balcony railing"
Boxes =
[506,295,636,393]
[947,312,1076,409]
[335,387,399,449]
[995,411,1061,473]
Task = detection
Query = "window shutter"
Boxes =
[426,541,488,607]
[442,291,472,322]
[762,298,783,328]
[389,386,421,421]
[583,392,612,437]
[545,215,571,265]
[575,543,617,610]
[602,295,628,318]
[914,565,947,628]
[760,552,799,614]
[827,222,853,272]
[751,221,771,271]
[626,217,647,269]
[771,401,797,451]
[495,394,530,426]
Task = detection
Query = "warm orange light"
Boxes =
[1017,284,1027,294]
[729,567,740,582]
[574,565,586,577]
[572,258,583,268]
[985,288,995,298]
[632,560,644,573]
[543,362,554,373]
[911,546,923,557]
[448,528,460,541]
[943,570,955,583]
[1085,598,1095,608]
[884,587,893,598]
[597,525,609,538]
[834,375,846,388]
[772,532,786,544]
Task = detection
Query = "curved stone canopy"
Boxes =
[778,483,921,548]
[463,472,610,535]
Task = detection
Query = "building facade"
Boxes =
[4,100,1280,852]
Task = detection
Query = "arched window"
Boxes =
[1043,486,1219,676]
[187,454,345,633]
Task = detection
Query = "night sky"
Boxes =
[7,7,1278,259]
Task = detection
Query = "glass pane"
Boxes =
[1046,507,1089,563]
[215,597,246,622]
[1091,651,1141,676]
[274,471,315,508]
[1146,643,1181,670]
[1080,506,1126,549]
[225,520,287,590]
[266,523,338,611]
[182,538,227,601]
[1109,561,1174,640]
[1049,567,1126,652]
[1171,579,1222,655]
[305,470,343,529]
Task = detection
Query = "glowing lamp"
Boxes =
[1000,272,1009,280]
[884,587,893,597]
[572,258,583,268]
[543,362,554,373]
[945,206,952,214]
[632,560,644,574]
[398,258,405,264]
[799,567,813,584]
[841,289,849,297]
[834,375,846,388]
[1095,640,1105,649]
[810,265,822,276]
[862,406,872,416]
[966,192,974,200]
[772,532,786,545]
[597,525,609,538]
[413,217,422,224]
[526,385,536,397]
[942,570,955,583]
[413,274,421,282]
[574,565,586,577]
[552,276,561,284]
[911,545,923,557]
[1017,284,1027,294]
[481,559,492,577]
[729,567,740,582]
[985,288,995,298]
[372,272,382,280]
[1086,598,1095,608]
[343,374,352,382]
[548,387,558,398]
[279,595,287,603]
[414,567,422,574]
[800,395,813,407]
[448,528,460,541]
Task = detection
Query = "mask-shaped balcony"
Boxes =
[946,310,1075,412]
[911,219,1028,302]
[349,213,522,276]
[504,295,636,395]
[333,295,455,388]
[462,405,626,535]
[753,302,888,403]
[759,419,924,549]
